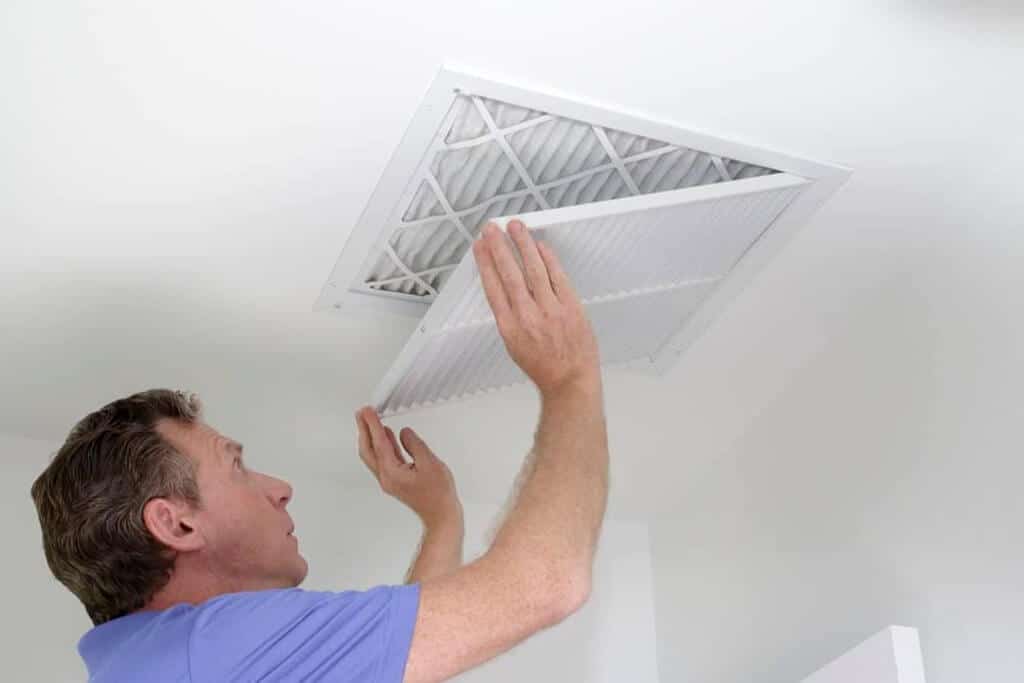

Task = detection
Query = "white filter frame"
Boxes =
[372,172,809,414]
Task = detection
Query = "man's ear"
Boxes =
[143,497,204,553]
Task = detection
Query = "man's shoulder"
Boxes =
[186,584,421,682]
[193,586,391,622]
[80,586,421,682]
[188,584,421,649]
[79,609,195,682]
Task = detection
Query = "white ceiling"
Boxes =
[2,1,1021,518]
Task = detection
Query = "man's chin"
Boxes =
[291,554,309,586]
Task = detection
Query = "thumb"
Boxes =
[400,427,436,463]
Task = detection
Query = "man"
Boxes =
[31,219,610,682]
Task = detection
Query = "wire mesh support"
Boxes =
[471,96,552,212]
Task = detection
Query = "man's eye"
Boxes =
[234,457,243,470]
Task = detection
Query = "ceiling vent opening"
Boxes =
[362,92,780,299]
[316,65,851,416]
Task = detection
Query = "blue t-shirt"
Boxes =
[77,584,421,682]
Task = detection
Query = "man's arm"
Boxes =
[404,513,464,584]
[401,219,608,682]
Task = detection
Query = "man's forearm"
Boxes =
[489,374,609,583]
[404,516,464,584]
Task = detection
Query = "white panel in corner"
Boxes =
[801,626,927,683]
[372,173,809,416]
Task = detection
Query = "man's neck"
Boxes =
[141,564,291,614]
[143,572,232,613]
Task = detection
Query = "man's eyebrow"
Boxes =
[225,439,244,455]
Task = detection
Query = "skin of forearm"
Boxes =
[489,374,609,581]
[404,515,465,584]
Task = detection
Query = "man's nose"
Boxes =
[266,475,293,508]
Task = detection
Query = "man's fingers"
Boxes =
[384,426,410,468]
[475,231,516,327]
[473,233,513,323]
[536,240,575,302]
[354,412,378,476]
[399,427,434,463]
[506,220,557,308]
[482,222,535,313]
[359,407,400,471]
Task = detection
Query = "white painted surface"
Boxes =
[3,432,658,682]
[802,626,926,683]
[649,266,1024,682]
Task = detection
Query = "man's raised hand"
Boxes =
[354,407,462,529]
[472,219,600,397]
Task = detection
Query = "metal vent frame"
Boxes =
[356,91,777,299]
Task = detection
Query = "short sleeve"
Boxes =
[188,584,421,683]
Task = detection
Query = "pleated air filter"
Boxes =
[316,66,851,416]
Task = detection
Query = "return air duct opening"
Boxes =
[363,93,779,299]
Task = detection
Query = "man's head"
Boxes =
[31,389,307,625]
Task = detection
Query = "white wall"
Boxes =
[1,434,92,682]
[2,432,658,682]
[649,260,1024,683]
